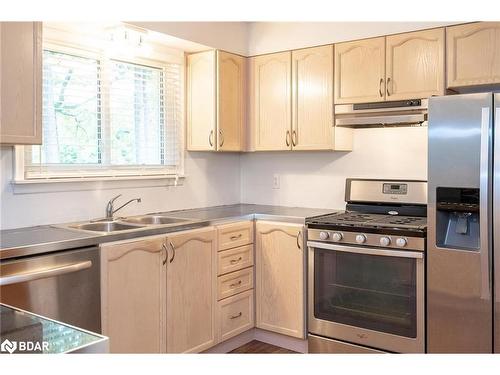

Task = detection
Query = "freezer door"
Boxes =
[495,93,500,353]
[427,93,493,353]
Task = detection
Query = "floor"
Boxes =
[229,340,297,354]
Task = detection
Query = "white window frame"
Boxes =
[14,29,185,184]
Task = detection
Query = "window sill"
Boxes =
[11,174,185,195]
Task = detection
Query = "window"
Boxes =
[19,41,183,181]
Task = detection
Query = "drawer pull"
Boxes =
[230,233,243,241]
[230,312,242,320]
[230,257,242,264]
[229,280,242,288]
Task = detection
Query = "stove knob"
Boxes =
[379,236,391,247]
[332,232,343,242]
[355,234,367,244]
[396,238,407,247]
[319,231,330,240]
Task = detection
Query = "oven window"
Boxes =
[314,248,417,338]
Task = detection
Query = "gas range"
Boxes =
[306,179,427,354]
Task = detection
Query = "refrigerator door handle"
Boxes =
[479,106,492,300]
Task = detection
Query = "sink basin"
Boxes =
[70,221,144,233]
[121,215,189,226]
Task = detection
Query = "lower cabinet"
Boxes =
[101,219,306,353]
[165,226,217,353]
[255,221,305,339]
[100,235,167,353]
[101,227,217,354]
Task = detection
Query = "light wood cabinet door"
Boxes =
[166,226,217,353]
[292,45,333,150]
[386,28,445,100]
[255,221,305,338]
[334,37,385,104]
[0,22,42,145]
[217,51,245,151]
[187,50,216,151]
[447,22,500,88]
[250,51,292,151]
[100,235,167,353]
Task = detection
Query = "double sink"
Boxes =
[68,215,191,233]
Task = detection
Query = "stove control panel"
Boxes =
[307,229,424,252]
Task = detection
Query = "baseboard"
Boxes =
[203,329,255,353]
[254,329,308,353]
[202,328,308,354]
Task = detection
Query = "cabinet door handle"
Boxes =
[230,233,242,241]
[219,129,224,148]
[230,280,242,288]
[296,231,302,249]
[209,130,214,147]
[292,130,297,147]
[162,243,168,265]
[230,257,242,264]
[229,312,242,319]
[386,77,391,96]
[379,78,384,97]
[285,130,291,147]
[169,241,175,263]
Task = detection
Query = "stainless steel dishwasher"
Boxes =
[0,246,101,333]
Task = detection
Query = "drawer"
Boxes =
[217,244,254,275]
[218,267,254,300]
[217,221,253,251]
[218,289,254,342]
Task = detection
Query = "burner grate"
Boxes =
[308,211,427,230]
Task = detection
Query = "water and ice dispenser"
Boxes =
[435,187,480,251]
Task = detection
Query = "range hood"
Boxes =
[335,99,428,128]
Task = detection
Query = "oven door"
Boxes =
[307,241,424,353]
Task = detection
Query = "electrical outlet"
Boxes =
[273,174,280,189]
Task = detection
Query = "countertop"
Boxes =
[0,204,336,260]
[0,304,108,354]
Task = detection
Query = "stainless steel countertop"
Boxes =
[0,204,336,260]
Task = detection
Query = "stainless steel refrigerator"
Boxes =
[427,92,499,353]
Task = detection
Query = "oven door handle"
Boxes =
[0,261,92,286]
[307,241,423,259]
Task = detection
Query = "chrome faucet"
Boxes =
[106,194,142,220]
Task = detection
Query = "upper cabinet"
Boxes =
[0,22,42,145]
[335,29,445,104]
[386,28,445,100]
[447,22,500,88]
[186,50,245,152]
[186,50,216,151]
[292,45,334,151]
[217,51,245,151]
[249,51,292,151]
[334,37,386,104]
[250,47,350,151]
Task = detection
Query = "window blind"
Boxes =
[24,48,183,180]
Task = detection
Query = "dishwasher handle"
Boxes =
[0,260,92,286]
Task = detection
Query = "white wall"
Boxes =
[130,22,249,55]
[247,22,457,55]
[0,148,241,229]
[240,128,428,209]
